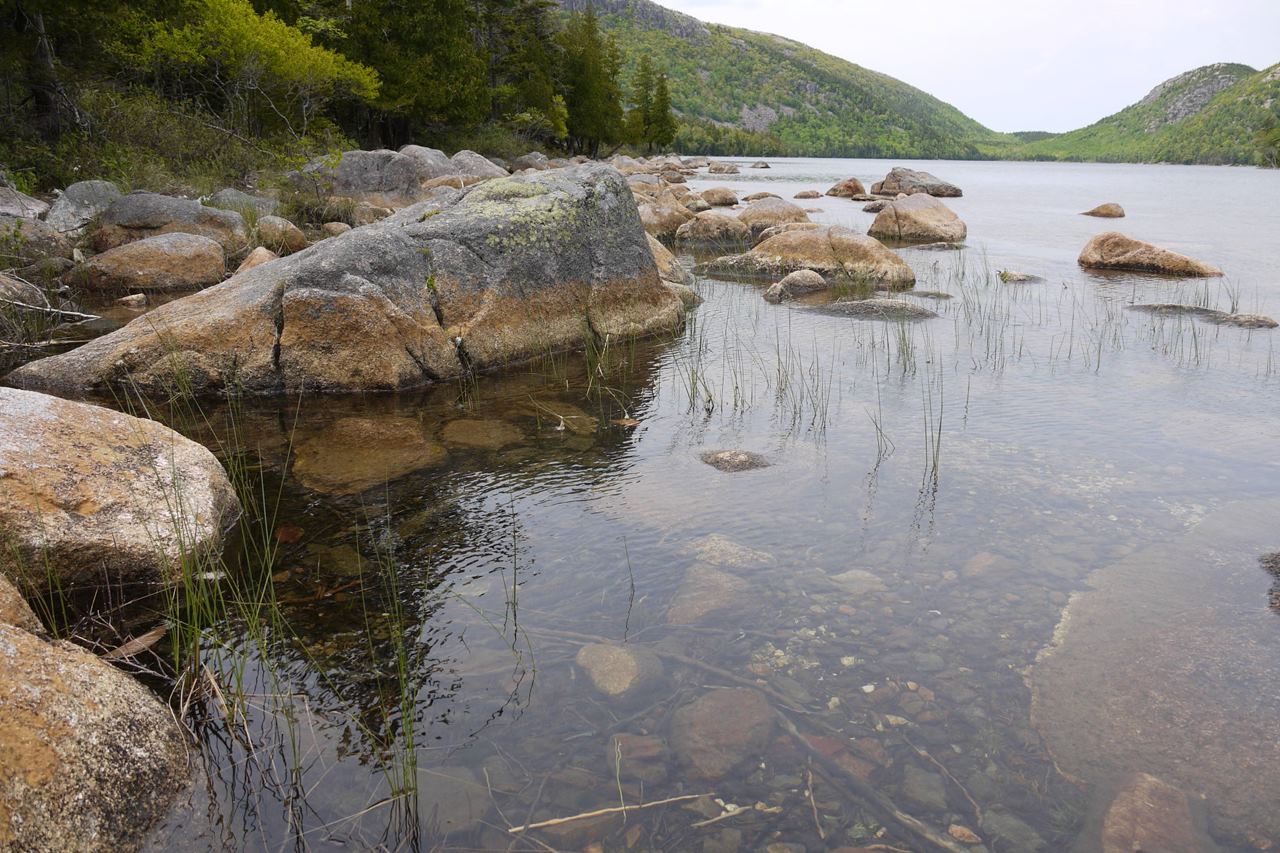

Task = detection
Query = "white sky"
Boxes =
[656,0,1280,132]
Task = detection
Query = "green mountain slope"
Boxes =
[1011,62,1280,165]
[557,0,1008,158]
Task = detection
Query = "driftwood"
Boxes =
[0,295,100,321]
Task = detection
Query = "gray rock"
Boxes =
[292,148,460,209]
[676,211,751,248]
[871,167,962,198]
[8,165,684,396]
[45,180,122,234]
[399,145,459,180]
[737,197,809,240]
[701,450,770,472]
[810,298,938,321]
[862,200,889,213]
[749,161,770,169]
[92,192,247,252]
[450,149,507,179]
[763,269,827,303]
[205,187,276,215]
[0,186,47,219]
[0,622,190,853]
[980,807,1045,851]
[708,162,740,175]
[901,765,949,812]
[0,272,48,307]
[79,232,225,291]
[705,225,915,288]
[1126,303,1277,328]
[0,214,73,266]
[998,270,1042,283]
[868,194,967,243]
[255,214,307,255]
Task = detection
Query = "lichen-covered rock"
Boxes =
[205,187,276,216]
[736,197,809,239]
[1078,232,1222,277]
[0,622,189,853]
[0,388,240,592]
[450,149,507,179]
[0,215,73,266]
[91,193,247,252]
[0,187,47,219]
[670,688,775,780]
[700,187,738,207]
[871,167,962,197]
[7,165,684,396]
[676,211,751,248]
[826,177,868,198]
[763,269,827,303]
[45,181,122,234]
[868,194,967,243]
[704,225,915,288]
[1082,202,1125,218]
[255,215,308,255]
[78,233,225,291]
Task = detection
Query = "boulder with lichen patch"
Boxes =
[1078,232,1222,277]
[9,165,683,396]
[0,622,189,853]
[0,388,240,593]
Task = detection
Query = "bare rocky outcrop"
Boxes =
[1078,232,1222,277]
[91,192,247,252]
[871,167,962,198]
[8,165,684,396]
[736,196,809,239]
[0,387,241,592]
[46,180,122,234]
[868,194,967,243]
[1082,202,1125,218]
[78,232,225,291]
[0,622,189,853]
[704,225,915,288]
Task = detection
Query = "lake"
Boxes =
[129,157,1280,851]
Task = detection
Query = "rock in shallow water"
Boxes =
[868,194,967,244]
[1082,202,1125,218]
[810,297,937,321]
[701,449,771,472]
[575,643,664,703]
[871,167,962,198]
[1078,232,1222,277]
[1099,772,1213,853]
[764,269,827,303]
[704,225,915,288]
[0,622,189,853]
[666,565,750,625]
[670,688,776,780]
[0,387,240,592]
[291,416,447,495]
[8,165,684,396]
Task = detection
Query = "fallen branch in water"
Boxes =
[0,296,100,321]
[508,793,712,834]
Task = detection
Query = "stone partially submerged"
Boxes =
[1082,202,1125,218]
[1079,232,1222,277]
[0,388,241,592]
[871,167,962,197]
[867,194,967,243]
[703,225,916,289]
[736,197,809,239]
[8,165,684,396]
[811,297,938,321]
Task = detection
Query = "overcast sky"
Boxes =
[656,0,1280,132]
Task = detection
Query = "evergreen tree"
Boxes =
[626,54,654,149]
[649,71,677,151]
[558,5,623,156]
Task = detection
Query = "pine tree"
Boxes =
[626,55,655,149]
[558,5,623,156]
[649,72,677,151]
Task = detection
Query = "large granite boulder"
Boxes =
[700,187,738,207]
[292,147,466,209]
[1078,232,1222,277]
[676,211,751,248]
[0,621,189,853]
[736,197,809,240]
[638,195,694,240]
[399,145,459,181]
[0,387,241,592]
[0,187,47,219]
[8,165,684,395]
[0,215,73,266]
[91,193,247,252]
[871,167,962,198]
[867,194,967,243]
[512,151,551,171]
[78,232,225,292]
[205,187,276,216]
[825,177,867,198]
[45,180,122,234]
[648,234,700,309]
[704,225,916,288]
[450,150,507,179]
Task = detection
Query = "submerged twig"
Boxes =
[507,793,711,834]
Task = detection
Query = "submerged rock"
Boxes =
[1078,232,1222,277]
[980,807,1044,851]
[826,177,867,198]
[763,269,827,303]
[901,764,949,812]
[416,766,492,834]
[701,449,770,472]
[46,180,122,234]
[8,165,684,396]
[78,232,225,291]
[871,167,962,198]
[670,688,776,780]
[868,194,967,243]
[1126,303,1276,329]
[1099,772,1212,853]
[0,622,189,853]
[575,643,664,703]
[0,388,240,592]
[704,225,915,288]
[291,416,447,495]
[666,565,750,625]
[810,297,937,321]
[1082,202,1126,218]
[440,418,523,450]
[998,270,1043,283]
